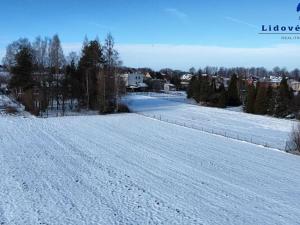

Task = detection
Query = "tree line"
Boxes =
[3,34,126,116]
[244,78,297,118]
[187,74,241,108]
[119,66,300,81]
[187,74,300,119]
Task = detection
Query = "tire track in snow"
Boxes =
[36,120,202,225]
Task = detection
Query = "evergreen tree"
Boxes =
[10,46,34,92]
[216,83,227,108]
[245,84,256,113]
[254,84,268,115]
[170,75,181,90]
[79,39,104,109]
[274,77,293,117]
[187,76,195,99]
[266,85,275,115]
[188,75,202,102]
[227,74,241,106]
[193,76,202,102]
[199,76,212,103]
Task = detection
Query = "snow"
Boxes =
[1,96,300,224]
[0,94,29,117]
[125,94,297,150]
[0,72,10,78]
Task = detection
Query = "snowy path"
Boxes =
[1,114,300,224]
[125,95,296,150]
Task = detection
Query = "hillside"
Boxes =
[125,94,296,150]
[1,110,300,224]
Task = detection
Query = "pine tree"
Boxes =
[254,84,268,115]
[274,77,293,117]
[188,75,202,102]
[227,74,241,106]
[193,76,202,102]
[187,76,195,99]
[199,76,212,103]
[79,39,104,109]
[10,46,34,92]
[216,83,227,108]
[245,84,256,113]
[266,85,275,115]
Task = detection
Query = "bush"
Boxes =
[5,106,18,114]
[117,104,130,113]
[288,124,300,153]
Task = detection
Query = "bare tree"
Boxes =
[3,38,31,71]
[32,36,50,116]
[102,33,122,112]
[288,124,300,153]
[33,36,49,71]
[48,34,65,115]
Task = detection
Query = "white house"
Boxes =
[181,74,193,81]
[121,73,148,89]
[164,83,176,93]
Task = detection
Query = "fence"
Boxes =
[133,111,289,152]
[128,92,193,104]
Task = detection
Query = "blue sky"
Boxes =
[1,0,300,70]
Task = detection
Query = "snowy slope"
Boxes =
[1,114,300,225]
[0,94,28,116]
[125,95,296,150]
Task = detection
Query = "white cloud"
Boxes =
[116,44,300,70]
[54,43,300,71]
[62,42,82,54]
[1,42,298,70]
[225,16,259,29]
[165,8,188,21]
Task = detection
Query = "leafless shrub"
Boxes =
[5,106,18,114]
[288,124,300,153]
[117,104,130,113]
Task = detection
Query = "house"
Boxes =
[164,83,176,93]
[121,73,148,90]
[289,80,300,92]
[259,76,282,89]
[222,77,231,89]
[145,72,152,79]
[180,74,193,89]
[181,74,193,81]
[269,76,282,88]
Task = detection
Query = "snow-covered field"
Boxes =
[1,95,300,224]
[125,95,296,150]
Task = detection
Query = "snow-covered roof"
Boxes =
[137,83,148,88]
[164,83,175,87]
[181,74,193,81]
